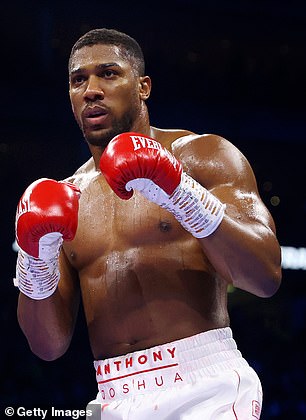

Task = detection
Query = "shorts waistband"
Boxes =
[94,327,248,402]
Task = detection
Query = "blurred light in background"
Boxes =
[281,246,306,270]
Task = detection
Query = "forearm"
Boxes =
[200,214,282,297]
[162,173,281,295]
[17,288,79,361]
[14,178,81,360]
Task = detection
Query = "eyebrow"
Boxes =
[70,62,121,76]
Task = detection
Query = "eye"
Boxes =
[102,69,117,79]
[71,75,86,86]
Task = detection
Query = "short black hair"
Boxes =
[69,28,145,76]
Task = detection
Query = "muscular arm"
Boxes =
[173,134,282,297]
[17,251,80,361]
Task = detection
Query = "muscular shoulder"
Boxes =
[150,127,194,147]
[172,132,232,157]
[152,127,232,160]
[172,133,257,191]
[63,157,100,191]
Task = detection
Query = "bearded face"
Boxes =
[69,44,146,148]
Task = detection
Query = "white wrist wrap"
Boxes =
[126,172,226,238]
[14,233,63,300]
[163,172,226,237]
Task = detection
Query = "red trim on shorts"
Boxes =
[101,404,109,412]
[232,370,241,420]
[98,363,179,384]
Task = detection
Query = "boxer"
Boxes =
[14,28,282,419]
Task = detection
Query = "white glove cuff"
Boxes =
[14,233,63,300]
[126,173,225,238]
[164,172,226,238]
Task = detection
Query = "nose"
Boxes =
[84,75,104,102]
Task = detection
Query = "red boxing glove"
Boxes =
[14,178,80,299]
[100,132,226,239]
[100,132,182,200]
[16,178,80,258]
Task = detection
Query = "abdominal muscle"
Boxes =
[66,176,230,359]
[79,239,230,360]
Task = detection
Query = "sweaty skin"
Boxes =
[17,43,281,361]
[64,129,231,359]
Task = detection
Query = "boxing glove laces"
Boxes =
[100,132,225,238]
[14,178,80,299]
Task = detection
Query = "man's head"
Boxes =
[69,28,145,77]
[69,28,151,149]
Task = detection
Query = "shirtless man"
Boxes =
[14,28,282,419]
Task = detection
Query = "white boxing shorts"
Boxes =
[87,328,262,419]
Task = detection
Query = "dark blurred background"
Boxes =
[1,0,305,418]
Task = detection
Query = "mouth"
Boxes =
[82,105,109,127]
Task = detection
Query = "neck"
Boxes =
[90,107,151,170]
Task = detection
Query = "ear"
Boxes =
[139,76,151,100]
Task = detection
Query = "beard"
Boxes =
[83,107,139,148]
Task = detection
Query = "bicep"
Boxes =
[211,183,277,236]
[207,143,275,233]
[176,134,276,233]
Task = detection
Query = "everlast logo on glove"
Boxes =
[16,189,32,225]
[130,135,161,151]
[129,134,181,171]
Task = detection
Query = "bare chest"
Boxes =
[63,176,187,270]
